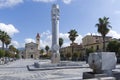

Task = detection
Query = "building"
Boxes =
[82,35,112,51]
[19,33,40,59]
[60,43,85,60]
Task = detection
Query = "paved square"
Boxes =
[0,59,92,80]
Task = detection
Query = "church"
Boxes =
[19,33,40,59]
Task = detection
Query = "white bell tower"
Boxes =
[36,33,40,50]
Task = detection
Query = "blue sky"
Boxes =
[0,0,120,48]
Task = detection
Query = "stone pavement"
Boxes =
[0,59,91,80]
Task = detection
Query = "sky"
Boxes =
[0,0,120,49]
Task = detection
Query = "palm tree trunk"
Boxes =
[71,46,73,60]
[71,42,74,60]
[103,36,105,52]
[2,42,4,50]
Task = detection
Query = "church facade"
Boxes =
[19,33,40,59]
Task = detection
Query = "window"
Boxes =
[91,46,93,49]
[96,40,99,43]
[31,55,33,58]
[96,45,99,50]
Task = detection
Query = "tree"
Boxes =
[60,53,64,60]
[9,45,19,55]
[72,52,79,61]
[59,38,64,48]
[0,49,5,58]
[5,50,10,57]
[118,48,120,57]
[68,29,78,59]
[8,45,19,59]
[45,45,49,54]
[107,40,120,56]
[66,53,71,60]
[9,45,16,52]
[86,48,95,57]
[9,53,15,58]
[96,17,112,51]
[0,30,11,50]
[4,35,11,49]
[86,48,95,63]
[40,49,44,55]
[107,40,118,52]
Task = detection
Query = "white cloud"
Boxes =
[4,30,120,49]
[10,40,20,48]
[60,33,70,47]
[62,0,73,4]
[0,0,74,8]
[40,32,69,48]
[0,23,19,36]
[75,35,83,44]
[107,30,120,39]
[0,23,20,48]
[40,30,52,48]
[32,0,73,4]
[62,42,70,47]
[114,10,120,14]
[25,38,35,43]
[10,40,25,48]
[111,0,116,3]
[85,33,100,36]
[59,33,82,47]
[40,31,82,48]
[110,0,119,4]
[0,0,23,8]
[32,0,56,3]
[40,39,51,49]
[41,30,51,37]
[60,33,69,40]
[85,30,120,39]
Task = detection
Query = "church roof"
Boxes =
[25,42,38,48]
[36,33,40,38]
[25,42,36,45]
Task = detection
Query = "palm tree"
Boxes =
[59,38,64,48]
[5,35,11,49]
[96,17,111,51]
[45,45,49,54]
[0,30,10,50]
[68,29,78,59]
